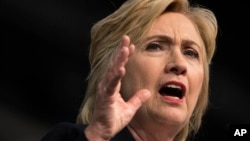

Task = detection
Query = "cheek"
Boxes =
[188,68,204,109]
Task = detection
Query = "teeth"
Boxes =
[168,96,180,99]
[166,84,181,90]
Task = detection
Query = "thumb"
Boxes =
[127,89,151,111]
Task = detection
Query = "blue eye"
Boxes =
[184,49,199,58]
[146,43,161,51]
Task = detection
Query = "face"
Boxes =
[121,12,204,128]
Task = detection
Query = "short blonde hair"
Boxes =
[77,0,218,140]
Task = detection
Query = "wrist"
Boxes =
[84,125,111,141]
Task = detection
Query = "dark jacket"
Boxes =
[41,122,135,141]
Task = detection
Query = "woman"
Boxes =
[41,0,218,140]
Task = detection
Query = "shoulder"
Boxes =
[40,122,87,141]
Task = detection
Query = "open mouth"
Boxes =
[159,82,185,99]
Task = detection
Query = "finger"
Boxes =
[100,35,131,95]
[128,44,135,57]
[122,35,135,57]
[126,89,151,111]
[115,35,130,71]
[121,35,130,48]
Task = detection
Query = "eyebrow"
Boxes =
[144,35,174,44]
[144,35,202,50]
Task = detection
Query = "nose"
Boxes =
[165,50,187,75]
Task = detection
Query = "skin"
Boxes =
[85,12,204,141]
[85,36,151,141]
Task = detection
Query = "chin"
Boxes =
[157,106,189,126]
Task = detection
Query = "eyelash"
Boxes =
[184,49,199,59]
[146,43,162,51]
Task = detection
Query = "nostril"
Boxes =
[170,67,179,73]
[165,61,187,75]
[169,66,186,75]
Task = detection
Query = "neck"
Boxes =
[127,119,181,141]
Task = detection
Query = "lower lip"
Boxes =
[161,95,184,104]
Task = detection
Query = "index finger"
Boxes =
[98,35,133,96]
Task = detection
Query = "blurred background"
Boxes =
[1,0,249,141]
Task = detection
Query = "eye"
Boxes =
[184,49,199,58]
[146,43,162,51]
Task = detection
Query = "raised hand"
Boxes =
[84,35,151,141]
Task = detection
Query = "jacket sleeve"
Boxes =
[40,122,88,141]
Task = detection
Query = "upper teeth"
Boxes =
[166,84,181,89]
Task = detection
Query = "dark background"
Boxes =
[1,0,249,141]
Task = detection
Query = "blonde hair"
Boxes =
[77,0,218,140]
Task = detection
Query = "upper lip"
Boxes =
[159,81,186,98]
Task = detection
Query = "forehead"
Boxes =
[147,12,202,47]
